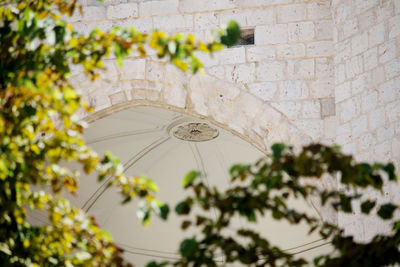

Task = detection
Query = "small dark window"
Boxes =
[235,28,255,46]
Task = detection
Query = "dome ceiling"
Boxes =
[28,106,331,266]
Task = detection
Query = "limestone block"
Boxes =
[332,2,353,24]
[72,21,113,35]
[277,4,307,23]
[218,7,275,26]
[105,83,124,95]
[357,133,377,152]
[351,31,368,56]
[109,91,127,105]
[352,114,368,137]
[316,20,333,40]
[334,40,352,65]
[392,137,400,157]
[379,40,397,64]
[307,1,331,20]
[163,65,187,108]
[206,65,225,80]
[248,82,278,101]
[368,22,386,48]
[256,61,286,81]
[219,47,246,65]
[225,64,256,84]
[231,0,293,6]
[379,78,397,104]
[246,46,276,62]
[179,0,235,12]
[354,0,379,14]
[288,22,315,42]
[287,59,314,80]
[385,58,400,79]
[361,90,378,113]
[343,17,358,39]
[228,110,251,134]
[276,43,306,59]
[373,140,392,161]
[368,106,386,130]
[372,66,386,85]
[270,101,302,120]
[339,97,360,123]
[107,3,138,19]
[118,59,146,79]
[255,24,288,45]
[139,0,179,16]
[388,14,400,38]
[116,18,153,32]
[307,41,333,57]
[71,6,106,21]
[363,47,378,71]
[386,101,400,123]
[302,100,321,119]
[99,61,119,83]
[335,81,351,103]
[255,105,283,133]
[316,57,334,79]
[377,125,395,143]
[359,9,377,32]
[194,51,220,67]
[335,63,346,84]
[323,116,337,139]
[351,73,370,96]
[242,7,275,26]
[396,0,400,15]
[153,14,193,32]
[88,89,111,111]
[310,79,334,98]
[237,92,263,119]
[295,119,323,140]
[278,80,309,100]
[194,12,218,31]
[146,61,165,82]
[345,55,363,79]
[320,98,336,117]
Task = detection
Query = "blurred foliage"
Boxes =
[0,0,239,266]
[148,144,400,267]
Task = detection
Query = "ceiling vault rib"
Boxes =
[189,143,219,222]
[81,136,171,212]
[86,127,163,145]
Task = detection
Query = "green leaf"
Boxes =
[220,21,240,47]
[377,203,397,220]
[384,163,396,181]
[175,200,191,215]
[339,194,352,213]
[180,238,198,258]
[146,261,169,267]
[181,220,191,230]
[360,200,376,214]
[271,143,286,161]
[183,171,200,188]
[158,204,169,220]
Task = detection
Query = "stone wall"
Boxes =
[331,0,400,241]
[69,0,336,153]
[68,0,400,230]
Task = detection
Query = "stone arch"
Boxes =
[78,65,313,153]
[65,0,339,225]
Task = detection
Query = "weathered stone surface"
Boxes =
[74,0,400,237]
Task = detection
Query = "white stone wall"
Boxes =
[331,0,400,241]
[69,0,335,152]
[68,0,400,229]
